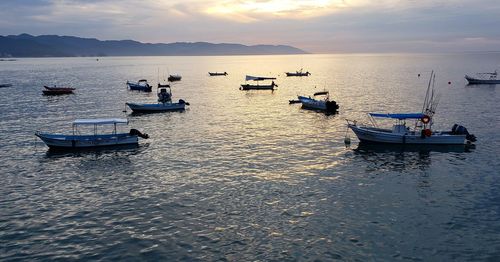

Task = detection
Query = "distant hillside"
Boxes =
[0,34,307,57]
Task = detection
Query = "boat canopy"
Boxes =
[245,75,276,81]
[369,113,425,119]
[73,118,129,125]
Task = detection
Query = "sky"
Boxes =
[0,0,499,53]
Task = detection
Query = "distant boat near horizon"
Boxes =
[465,70,500,84]
[0,83,13,88]
[208,72,227,76]
[42,85,74,95]
[286,69,310,77]
[168,74,182,82]
[240,75,277,90]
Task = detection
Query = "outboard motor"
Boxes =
[326,100,339,113]
[129,129,149,139]
[451,124,476,142]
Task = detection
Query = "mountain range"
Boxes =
[0,34,307,57]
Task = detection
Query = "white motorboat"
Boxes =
[465,70,500,84]
[347,71,476,145]
[297,91,338,113]
[126,83,188,113]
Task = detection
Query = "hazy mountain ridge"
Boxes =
[0,34,307,57]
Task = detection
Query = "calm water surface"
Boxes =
[1,54,499,260]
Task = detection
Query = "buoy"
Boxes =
[418,74,420,77]
[448,81,451,84]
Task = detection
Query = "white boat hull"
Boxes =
[465,75,500,84]
[126,102,185,113]
[348,124,467,145]
[36,133,139,149]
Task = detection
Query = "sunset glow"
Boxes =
[205,0,345,21]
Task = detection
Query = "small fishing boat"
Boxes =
[465,70,500,84]
[209,72,228,76]
[347,71,476,145]
[43,85,75,95]
[168,74,182,82]
[126,79,152,92]
[126,84,188,113]
[0,83,13,88]
[286,69,310,77]
[297,90,339,113]
[240,75,278,90]
[35,118,149,150]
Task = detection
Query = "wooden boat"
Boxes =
[126,79,152,92]
[43,85,75,95]
[35,118,149,150]
[297,91,338,113]
[209,72,228,76]
[168,74,182,82]
[0,83,13,88]
[347,71,476,145]
[240,75,277,90]
[465,71,500,84]
[286,69,310,77]
[126,83,188,113]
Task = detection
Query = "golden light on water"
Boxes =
[205,0,347,21]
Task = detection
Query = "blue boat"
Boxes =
[126,84,188,113]
[126,79,152,92]
[35,118,149,150]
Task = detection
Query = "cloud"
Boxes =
[0,0,499,52]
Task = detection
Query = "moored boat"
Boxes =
[286,69,310,77]
[126,83,188,113]
[297,90,338,113]
[347,71,476,145]
[465,70,500,84]
[35,118,149,150]
[168,74,182,82]
[240,75,277,90]
[43,85,75,95]
[126,79,152,92]
[209,72,228,76]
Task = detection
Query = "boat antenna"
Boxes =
[422,70,433,113]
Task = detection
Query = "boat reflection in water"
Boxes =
[351,142,475,172]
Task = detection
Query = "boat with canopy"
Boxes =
[126,79,152,92]
[126,83,188,113]
[240,75,277,90]
[35,118,149,150]
[347,71,476,144]
[465,70,500,84]
[297,90,339,113]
